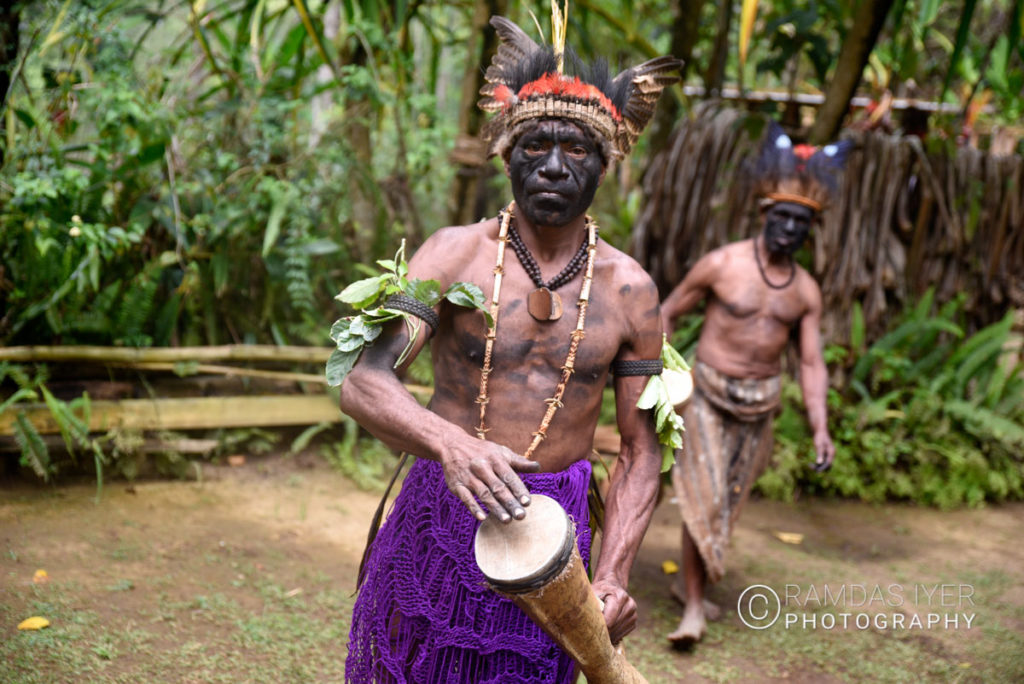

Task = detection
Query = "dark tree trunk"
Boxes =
[448,0,507,227]
[1,0,21,167]
[703,0,733,95]
[808,0,895,144]
[649,0,707,152]
[339,39,381,260]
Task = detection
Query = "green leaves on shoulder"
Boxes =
[327,240,490,387]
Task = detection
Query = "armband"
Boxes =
[384,294,440,334]
[611,359,663,376]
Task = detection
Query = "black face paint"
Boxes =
[508,120,605,228]
[762,202,815,255]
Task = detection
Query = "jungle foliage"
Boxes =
[1,1,1022,506]
[759,290,1024,508]
[1,0,460,349]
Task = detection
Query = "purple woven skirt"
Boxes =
[345,457,593,683]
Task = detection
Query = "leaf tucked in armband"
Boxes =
[636,375,663,411]
[636,336,689,472]
[327,348,361,387]
[444,282,492,327]
[338,275,389,308]
[326,239,491,387]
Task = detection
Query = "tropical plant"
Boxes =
[761,290,1024,508]
[1,0,464,350]
[1,361,108,499]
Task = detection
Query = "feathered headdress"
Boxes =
[754,121,853,212]
[478,8,682,161]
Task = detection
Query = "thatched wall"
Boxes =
[633,102,1024,346]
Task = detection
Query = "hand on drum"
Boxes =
[592,579,637,644]
[441,438,541,523]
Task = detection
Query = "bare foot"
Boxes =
[667,604,706,647]
[669,580,721,621]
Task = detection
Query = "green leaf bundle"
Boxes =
[636,336,690,472]
[326,241,490,387]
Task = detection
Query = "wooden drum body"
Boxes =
[474,494,647,684]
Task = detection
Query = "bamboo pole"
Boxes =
[0,395,343,435]
[0,386,434,437]
[0,345,333,364]
[109,362,328,385]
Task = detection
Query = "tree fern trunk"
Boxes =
[703,0,733,95]
[649,0,706,152]
[808,0,895,145]
[448,0,506,227]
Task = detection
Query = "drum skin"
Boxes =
[475,495,648,684]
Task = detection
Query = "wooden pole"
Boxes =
[0,345,333,364]
[0,395,343,435]
[108,362,328,385]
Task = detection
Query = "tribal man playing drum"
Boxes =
[660,122,850,645]
[340,14,681,683]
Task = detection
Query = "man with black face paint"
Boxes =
[342,14,681,683]
[658,122,850,646]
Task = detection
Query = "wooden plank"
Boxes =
[0,395,344,436]
[0,345,333,364]
[0,435,220,454]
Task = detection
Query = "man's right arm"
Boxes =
[659,252,718,334]
[337,232,538,522]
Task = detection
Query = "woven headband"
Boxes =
[478,14,682,160]
[760,192,823,212]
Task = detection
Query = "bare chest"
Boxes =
[710,277,806,328]
[446,276,624,383]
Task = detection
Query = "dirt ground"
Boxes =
[2,453,1023,683]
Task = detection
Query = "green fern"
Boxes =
[946,400,1024,449]
[944,312,1013,377]
[284,222,316,315]
[951,315,1013,399]
[761,291,1024,509]
[13,413,52,481]
[849,300,865,352]
[116,269,159,346]
[852,318,963,384]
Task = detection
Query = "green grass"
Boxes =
[3,461,1022,684]
[1,577,354,683]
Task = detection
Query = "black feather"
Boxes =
[806,140,854,194]
[500,48,559,93]
[572,55,632,113]
[754,121,797,187]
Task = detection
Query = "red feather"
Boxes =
[517,73,621,120]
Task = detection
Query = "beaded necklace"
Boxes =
[508,224,590,321]
[753,238,796,290]
[474,203,598,460]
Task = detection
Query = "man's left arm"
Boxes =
[591,277,664,644]
[798,283,835,471]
